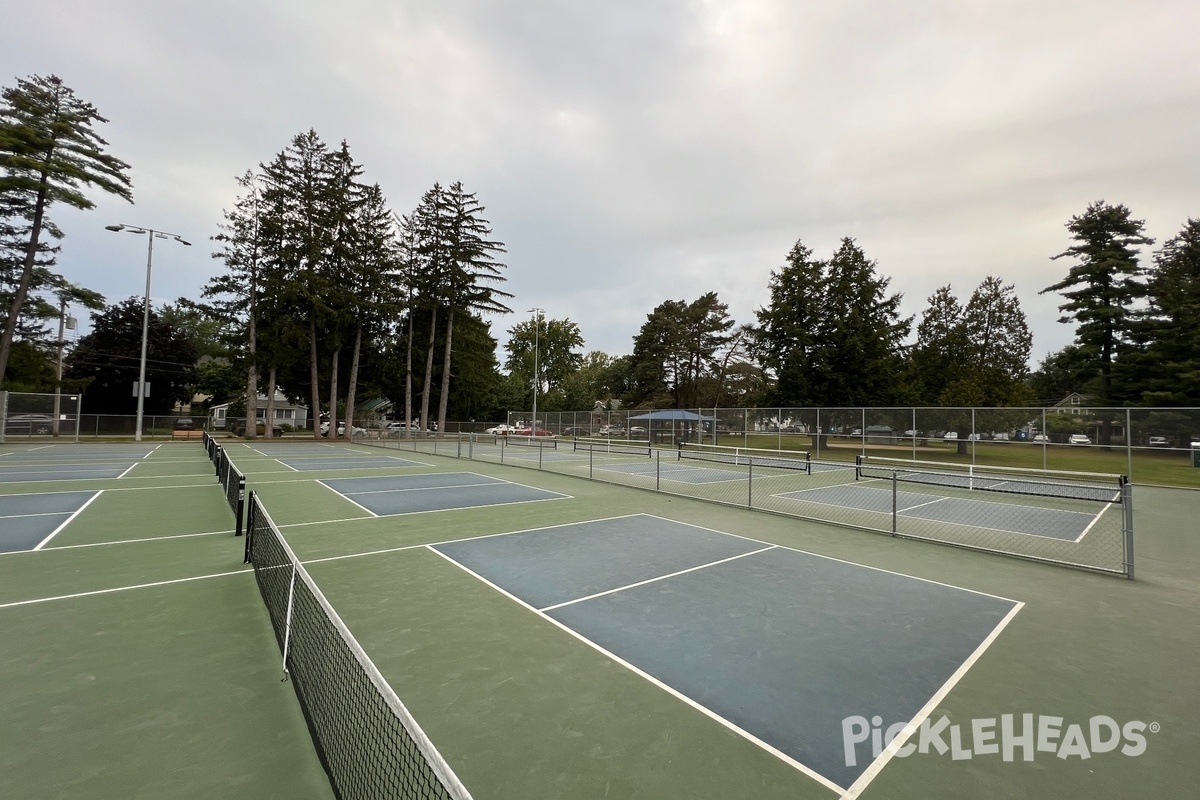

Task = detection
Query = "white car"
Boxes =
[1148,436,1169,447]
[485,424,517,435]
[1031,434,1051,444]
[1068,434,1091,445]
[943,431,959,442]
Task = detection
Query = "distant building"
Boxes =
[209,390,308,430]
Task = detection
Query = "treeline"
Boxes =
[511,203,1200,414]
[199,130,512,438]
[4,75,1199,423]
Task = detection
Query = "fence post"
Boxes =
[747,460,753,509]
[655,449,661,491]
[891,471,898,535]
[1122,478,1135,580]
[0,390,6,444]
[74,394,82,443]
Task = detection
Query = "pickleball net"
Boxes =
[678,443,812,474]
[854,455,1125,503]
[244,492,474,800]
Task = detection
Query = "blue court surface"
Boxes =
[0,461,135,483]
[319,472,571,516]
[278,455,429,471]
[0,490,99,552]
[432,514,1021,792]
[774,483,1100,540]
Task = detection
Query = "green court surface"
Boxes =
[1,439,1196,799]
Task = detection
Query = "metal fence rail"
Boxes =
[358,434,1134,578]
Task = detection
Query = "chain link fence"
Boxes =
[357,432,1134,577]
[503,405,1200,487]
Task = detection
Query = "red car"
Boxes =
[513,427,553,436]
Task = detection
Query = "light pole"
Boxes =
[105,224,192,441]
[529,308,543,432]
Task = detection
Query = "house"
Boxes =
[209,390,309,431]
[1051,392,1090,415]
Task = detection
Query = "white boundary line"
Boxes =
[421,512,1022,794]
[315,480,378,517]
[116,463,138,479]
[339,481,509,497]
[539,545,778,612]
[426,545,848,797]
[291,514,651,564]
[32,491,103,550]
[1074,501,1117,543]
[840,601,1026,798]
[274,459,301,472]
[0,510,74,520]
[0,568,250,610]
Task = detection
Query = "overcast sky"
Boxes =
[5,1,1198,371]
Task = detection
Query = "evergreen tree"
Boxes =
[1041,200,1153,404]
[627,292,735,408]
[434,181,512,431]
[1128,218,1200,404]
[0,74,132,387]
[908,285,965,404]
[811,238,910,406]
[751,241,826,406]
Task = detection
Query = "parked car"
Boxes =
[5,413,56,435]
[383,422,409,437]
[485,424,517,435]
[942,431,959,442]
[1068,434,1091,445]
[320,421,365,437]
[628,426,647,437]
[1148,436,1169,447]
[234,420,284,437]
[513,427,553,436]
[560,427,591,437]
[597,425,626,437]
[1031,434,1051,444]
[992,432,1010,441]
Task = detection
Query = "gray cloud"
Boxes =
[5,0,1197,371]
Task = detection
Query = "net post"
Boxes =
[854,454,864,480]
[655,448,661,491]
[1122,477,1135,580]
[234,473,246,537]
[243,489,255,563]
